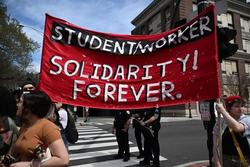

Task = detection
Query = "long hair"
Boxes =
[0,86,16,119]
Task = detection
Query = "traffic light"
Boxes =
[174,18,187,28]
[217,27,238,63]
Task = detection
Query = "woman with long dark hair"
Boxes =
[2,90,69,167]
[0,86,19,155]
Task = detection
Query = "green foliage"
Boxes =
[0,0,40,88]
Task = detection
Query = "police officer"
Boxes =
[113,110,131,162]
[203,100,216,167]
[139,107,161,167]
[132,109,144,158]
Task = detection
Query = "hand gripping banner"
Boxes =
[39,5,220,109]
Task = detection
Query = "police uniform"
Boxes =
[113,110,131,161]
[132,109,144,158]
[140,107,161,166]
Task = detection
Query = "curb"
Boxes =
[173,160,209,167]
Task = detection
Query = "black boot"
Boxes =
[137,151,144,159]
[152,160,160,167]
[139,159,150,165]
[123,156,130,162]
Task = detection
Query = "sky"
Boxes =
[5,0,152,72]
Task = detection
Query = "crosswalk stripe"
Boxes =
[70,125,168,166]
[69,141,133,151]
[78,131,108,135]
[70,156,167,167]
[78,122,105,126]
[78,133,114,138]
[77,129,103,132]
[75,137,116,143]
[77,126,99,129]
[95,123,104,125]
[69,146,139,160]
[77,122,114,126]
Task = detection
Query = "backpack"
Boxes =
[65,110,78,144]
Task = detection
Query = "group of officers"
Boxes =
[113,107,161,167]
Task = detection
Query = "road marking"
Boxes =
[173,160,209,167]
[70,156,167,167]
[78,133,114,138]
[77,122,114,126]
[69,141,133,151]
[77,129,103,132]
[70,124,168,166]
[80,122,105,125]
[75,137,117,143]
[76,137,116,143]
[69,146,139,160]
[77,126,99,129]
[78,131,108,135]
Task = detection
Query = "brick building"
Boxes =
[131,0,250,116]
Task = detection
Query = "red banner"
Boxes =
[39,5,220,109]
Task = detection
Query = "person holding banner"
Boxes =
[139,107,161,167]
[112,110,131,162]
[213,96,250,167]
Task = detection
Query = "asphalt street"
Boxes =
[69,117,210,167]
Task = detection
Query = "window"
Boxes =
[222,60,239,96]
[223,85,240,96]
[221,60,238,75]
[164,7,171,30]
[246,63,250,76]
[240,17,250,53]
[217,13,233,29]
[192,3,197,12]
[244,63,250,112]
[240,17,250,33]
[192,0,197,12]
[148,13,161,34]
[243,39,250,53]
[141,25,147,35]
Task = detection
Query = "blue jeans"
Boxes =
[61,130,68,150]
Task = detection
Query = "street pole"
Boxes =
[197,0,209,14]
[188,103,192,118]
[198,1,222,166]
[197,0,222,166]
[170,0,181,29]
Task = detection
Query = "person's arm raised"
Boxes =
[216,103,245,133]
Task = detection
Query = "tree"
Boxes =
[223,74,250,113]
[223,74,240,96]
[0,0,39,88]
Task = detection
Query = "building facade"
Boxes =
[131,0,250,115]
